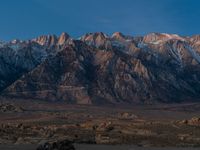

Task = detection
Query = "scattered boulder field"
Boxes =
[0,100,200,148]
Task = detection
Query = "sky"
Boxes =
[0,0,200,41]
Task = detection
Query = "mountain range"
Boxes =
[0,32,200,104]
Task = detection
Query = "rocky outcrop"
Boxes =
[32,35,58,47]
[0,103,24,112]
[180,117,200,126]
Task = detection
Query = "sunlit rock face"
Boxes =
[1,32,200,104]
[32,35,58,47]
[58,32,71,45]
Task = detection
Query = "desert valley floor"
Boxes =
[0,97,200,149]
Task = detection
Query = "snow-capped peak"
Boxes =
[143,33,185,45]
[161,33,185,41]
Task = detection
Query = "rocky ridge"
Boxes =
[0,32,200,104]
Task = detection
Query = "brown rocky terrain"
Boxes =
[0,99,200,148]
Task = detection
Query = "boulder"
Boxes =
[36,140,75,150]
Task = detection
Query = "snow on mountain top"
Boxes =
[161,33,185,41]
[143,33,185,45]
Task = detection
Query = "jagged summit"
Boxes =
[143,33,185,44]
[81,32,110,48]
[31,32,71,47]
[32,34,58,47]
[81,32,108,41]
[112,32,126,39]
[1,31,200,104]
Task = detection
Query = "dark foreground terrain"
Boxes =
[0,97,200,149]
[0,144,199,150]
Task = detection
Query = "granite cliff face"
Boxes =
[1,32,200,104]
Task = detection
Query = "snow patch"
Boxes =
[137,42,147,48]
[169,44,183,65]
[161,33,185,41]
[149,40,163,45]
[186,45,200,63]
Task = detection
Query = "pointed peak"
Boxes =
[94,32,108,38]
[111,32,126,41]
[80,32,110,49]
[112,32,125,38]
[81,32,108,41]
[58,32,70,45]
[59,32,70,39]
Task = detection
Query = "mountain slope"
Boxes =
[1,32,200,104]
